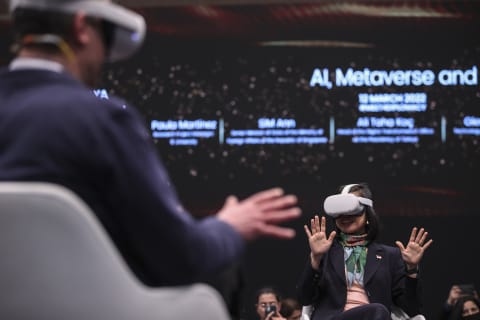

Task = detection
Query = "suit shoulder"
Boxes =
[373,243,401,255]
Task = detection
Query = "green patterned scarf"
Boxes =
[339,232,369,287]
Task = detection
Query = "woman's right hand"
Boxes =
[304,215,336,270]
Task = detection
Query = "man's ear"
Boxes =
[72,12,90,46]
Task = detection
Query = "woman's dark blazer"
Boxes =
[296,240,422,320]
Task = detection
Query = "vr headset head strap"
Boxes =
[340,184,373,207]
[341,184,358,194]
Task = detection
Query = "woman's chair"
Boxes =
[301,301,426,319]
[391,306,426,320]
[0,182,230,320]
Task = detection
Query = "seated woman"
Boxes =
[296,183,433,320]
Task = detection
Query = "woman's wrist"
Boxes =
[405,264,419,276]
[310,252,323,270]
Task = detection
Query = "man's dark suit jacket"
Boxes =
[297,240,422,320]
[0,67,244,287]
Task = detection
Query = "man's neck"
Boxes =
[17,49,80,80]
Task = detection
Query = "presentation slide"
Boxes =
[100,39,479,200]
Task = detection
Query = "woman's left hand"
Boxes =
[395,227,433,268]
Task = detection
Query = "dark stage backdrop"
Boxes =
[2,3,479,319]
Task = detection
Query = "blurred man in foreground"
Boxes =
[0,0,301,287]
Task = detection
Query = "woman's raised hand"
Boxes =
[395,227,433,270]
[304,215,336,270]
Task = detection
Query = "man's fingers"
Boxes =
[222,195,238,208]
[217,196,239,215]
[258,194,298,211]
[263,208,301,224]
[259,224,296,239]
[247,187,284,203]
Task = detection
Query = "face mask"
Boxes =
[464,313,480,320]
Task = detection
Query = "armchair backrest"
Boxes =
[0,182,229,320]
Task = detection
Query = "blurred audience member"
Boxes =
[440,285,479,320]
[280,297,302,320]
[255,287,287,320]
[448,295,480,320]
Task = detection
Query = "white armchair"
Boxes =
[0,182,230,320]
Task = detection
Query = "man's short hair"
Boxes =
[255,286,282,304]
[12,8,74,42]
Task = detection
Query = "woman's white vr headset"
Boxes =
[10,0,146,62]
[323,184,373,218]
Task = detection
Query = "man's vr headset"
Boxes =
[323,184,373,218]
[10,0,146,62]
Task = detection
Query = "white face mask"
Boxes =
[463,313,480,320]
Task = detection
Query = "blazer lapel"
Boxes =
[330,241,346,285]
[364,242,384,285]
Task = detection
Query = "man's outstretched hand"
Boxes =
[217,188,301,240]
